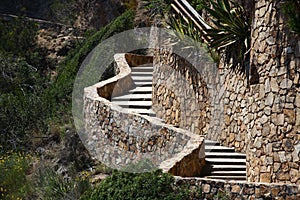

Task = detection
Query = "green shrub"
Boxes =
[33,167,91,200]
[204,0,251,72]
[0,150,32,200]
[80,170,201,200]
[47,9,135,114]
[0,10,135,151]
[281,0,300,34]
[188,0,209,13]
[0,17,38,56]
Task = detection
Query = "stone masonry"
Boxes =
[153,0,300,184]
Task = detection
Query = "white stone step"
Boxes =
[112,100,152,107]
[131,66,153,71]
[112,93,152,100]
[131,76,153,81]
[206,158,246,163]
[129,87,152,93]
[210,165,246,169]
[203,176,246,180]
[205,152,246,157]
[131,72,153,76]
[134,81,153,86]
[123,108,156,115]
[210,171,246,175]
[205,145,235,150]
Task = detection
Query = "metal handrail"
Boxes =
[171,0,211,43]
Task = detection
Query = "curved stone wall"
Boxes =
[83,53,205,176]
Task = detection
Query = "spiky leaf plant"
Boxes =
[204,0,251,72]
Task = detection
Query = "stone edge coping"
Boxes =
[173,176,300,189]
[84,53,205,173]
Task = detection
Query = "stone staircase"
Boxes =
[112,62,246,181]
[112,64,157,117]
[203,140,246,181]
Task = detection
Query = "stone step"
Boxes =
[203,176,246,181]
[205,158,246,163]
[123,108,156,115]
[131,66,153,72]
[112,93,152,100]
[134,81,153,86]
[205,145,236,152]
[210,171,246,175]
[112,100,152,107]
[131,71,153,76]
[131,76,153,81]
[129,87,152,93]
[205,152,246,157]
[209,165,246,169]
[204,140,221,145]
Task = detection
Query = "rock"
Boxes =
[259,85,265,99]
[265,79,271,93]
[274,163,281,172]
[290,169,299,183]
[229,133,235,142]
[260,173,271,183]
[232,185,241,193]
[276,171,290,181]
[271,187,280,196]
[278,151,287,163]
[264,107,271,115]
[265,92,274,106]
[260,115,269,124]
[276,114,284,126]
[254,137,262,148]
[202,184,211,193]
[262,124,270,136]
[295,95,300,108]
[270,79,279,92]
[296,109,300,125]
[280,79,293,89]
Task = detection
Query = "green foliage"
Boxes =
[167,14,220,62]
[47,9,135,113]
[0,10,135,150]
[50,0,77,25]
[213,190,230,200]
[0,150,32,199]
[281,0,300,34]
[167,0,250,73]
[33,167,91,200]
[0,17,38,56]
[80,170,197,200]
[146,0,171,19]
[204,0,251,71]
[188,0,209,13]
[0,53,49,150]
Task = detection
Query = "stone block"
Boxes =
[260,173,271,183]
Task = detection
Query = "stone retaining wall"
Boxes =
[245,0,300,184]
[154,0,300,184]
[174,176,300,199]
[83,53,205,176]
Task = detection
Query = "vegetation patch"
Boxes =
[281,0,300,34]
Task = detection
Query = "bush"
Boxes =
[0,17,38,56]
[33,167,91,200]
[46,9,135,114]
[0,150,32,200]
[80,170,201,200]
[0,10,135,151]
[281,0,300,34]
